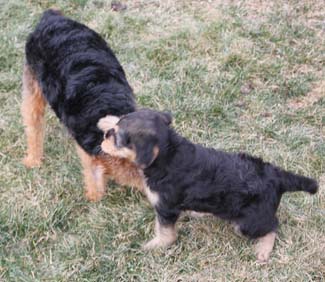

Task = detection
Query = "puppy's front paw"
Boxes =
[255,243,272,264]
[255,249,270,264]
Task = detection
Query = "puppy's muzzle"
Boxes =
[104,128,124,149]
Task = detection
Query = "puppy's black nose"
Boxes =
[105,128,115,139]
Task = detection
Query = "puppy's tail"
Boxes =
[278,169,318,195]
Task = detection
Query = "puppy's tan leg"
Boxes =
[255,232,276,263]
[75,144,107,202]
[21,64,46,168]
[143,217,177,250]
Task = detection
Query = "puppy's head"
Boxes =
[99,109,172,169]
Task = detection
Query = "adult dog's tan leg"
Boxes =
[21,64,46,168]
[255,231,276,263]
[101,155,144,193]
[75,144,107,202]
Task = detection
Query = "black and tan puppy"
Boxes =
[98,109,318,262]
[22,10,143,201]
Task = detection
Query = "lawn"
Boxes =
[0,0,324,281]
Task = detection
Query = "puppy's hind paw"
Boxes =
[142,237,173,251]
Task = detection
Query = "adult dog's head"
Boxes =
[98,109,172,169]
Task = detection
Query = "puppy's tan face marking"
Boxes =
[101,125,137,162]
[98,110,171,169]
[98,115,136,161]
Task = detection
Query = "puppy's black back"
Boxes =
[145,130,318,238]
[25,10,135,154]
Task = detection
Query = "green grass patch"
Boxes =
[0,0,324,281]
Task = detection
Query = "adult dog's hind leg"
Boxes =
[76,144,107,202]
[21,64,46,168]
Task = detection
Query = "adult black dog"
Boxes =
[21,10,143,201]
[99,109,318,262]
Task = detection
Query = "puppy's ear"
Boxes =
[97,115,120,132]
[135,141,159,169]
[160,111,172,125]
[115,128,130,148]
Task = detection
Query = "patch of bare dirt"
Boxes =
[288,80,325,110]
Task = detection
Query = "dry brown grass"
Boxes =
[0,0,324,281]
[288,80,325,109]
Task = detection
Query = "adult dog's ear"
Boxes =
[135,141,159,169]
[160,111,172,125]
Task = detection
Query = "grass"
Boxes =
[0,0,324,281]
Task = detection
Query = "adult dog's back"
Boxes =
[25,9,135,155]
[21,10,142,201]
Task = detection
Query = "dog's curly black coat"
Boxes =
[25,9,135,155]
[110,110,318,239]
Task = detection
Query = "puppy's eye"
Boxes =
[105,128,115,139]
[125,136,131,146]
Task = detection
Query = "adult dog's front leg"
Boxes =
[75,144,107,202]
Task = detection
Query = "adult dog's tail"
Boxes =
[278,169,318,194]
[44,8,63,17]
